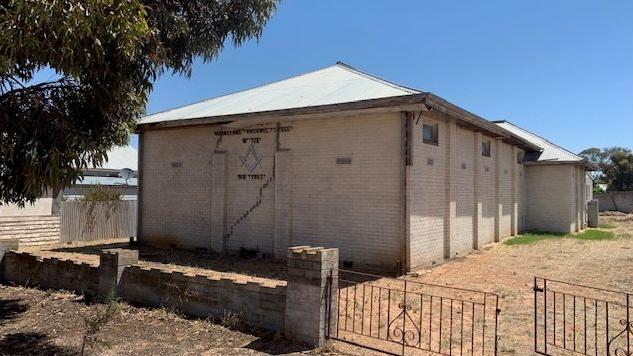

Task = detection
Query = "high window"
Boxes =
[481,140,491,157]
[517,151,524,164]
[422,124,439,145]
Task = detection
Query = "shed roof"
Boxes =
[75,176,138,187]
[88,145,138,172]
[140,62,419,124]
[493,120,586,165]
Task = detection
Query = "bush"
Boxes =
[81,298,121,355]
[80,186,122,202]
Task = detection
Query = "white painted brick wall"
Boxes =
[141,127,215,248]
[282,114,403,269]
[409,115,447,267]
[451,126,475,256]
[498,141,513,238]
[141,113,403,270]
[478,135,496,245]
[139,111,584,271]
[525,165,576,233]
[408,115,523,268]
[517,150,526,232]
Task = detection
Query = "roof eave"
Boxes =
[136,93,431,132]
[523,160,596,170]
[424,94,542,152]
[136,92,541,152]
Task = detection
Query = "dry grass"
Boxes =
[6,214,632,355]
[407,214,633,355]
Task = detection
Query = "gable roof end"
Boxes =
[140,62,419,125]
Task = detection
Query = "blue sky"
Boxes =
[137,0,632,153]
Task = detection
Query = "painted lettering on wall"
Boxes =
[238,174,266,180]
[214,125,293,136]
[242,137,261,144]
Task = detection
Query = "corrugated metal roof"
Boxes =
[74,176,138,186]
[90,145,138,171]
[139,62,420,124]
[494,121,582,162]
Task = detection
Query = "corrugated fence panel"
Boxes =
[61,201,137,243]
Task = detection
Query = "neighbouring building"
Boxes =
[0,145,138,217]
[63,145,139,201]
[136,62,592,272]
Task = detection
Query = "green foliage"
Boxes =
[593,185,604,194]
[81,298,121,355]
[80,186,122,202]
[504,229,615,245]
[579,147,633,188]
[0,0,278,205]
[575,230,615,240]
[503,231,567,246]
[603,150,633,191]
[598,222,616,229]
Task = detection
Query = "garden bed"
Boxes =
[29,239,287,287]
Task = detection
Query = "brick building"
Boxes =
[136,63,591,272]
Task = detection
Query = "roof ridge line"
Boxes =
[335,61,422,94]
[498,120,582,160]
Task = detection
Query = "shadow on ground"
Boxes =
[0,332,78,355]
[0,298,29,325]
[242,336,314,355]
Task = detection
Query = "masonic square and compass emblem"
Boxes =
[239,143,263,172]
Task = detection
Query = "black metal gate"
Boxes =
[533,277,632,355]
[328,270,500,355]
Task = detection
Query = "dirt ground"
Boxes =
[403,214,633,355]
[4,214,632,355]
[29,240,287,287]
[0,284,337,355]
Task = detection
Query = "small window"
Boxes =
[423,124,439,145]
[517,152,524,164]
[481,140,491,157]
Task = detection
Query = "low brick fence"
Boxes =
[595,191,633,213]
[2,250,99,294]
[119,266,285,330]
[0,245,338,347]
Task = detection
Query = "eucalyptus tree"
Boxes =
[0,0,278,204]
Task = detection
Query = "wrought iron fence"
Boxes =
[534,277,632,355]
[329,269,499,355]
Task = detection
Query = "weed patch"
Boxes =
[505,229,614,245]
[504,232,566,246]
[81,298,121,355]
[576,230,615,240]
[598,223,616,229]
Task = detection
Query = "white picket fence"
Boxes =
[60,200,137,244]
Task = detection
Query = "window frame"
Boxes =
[422,123,439,146]
[516,151,524,164]
[481,139,491,157]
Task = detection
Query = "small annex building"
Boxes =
[136,62,591,272]
[493,121,592,233]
